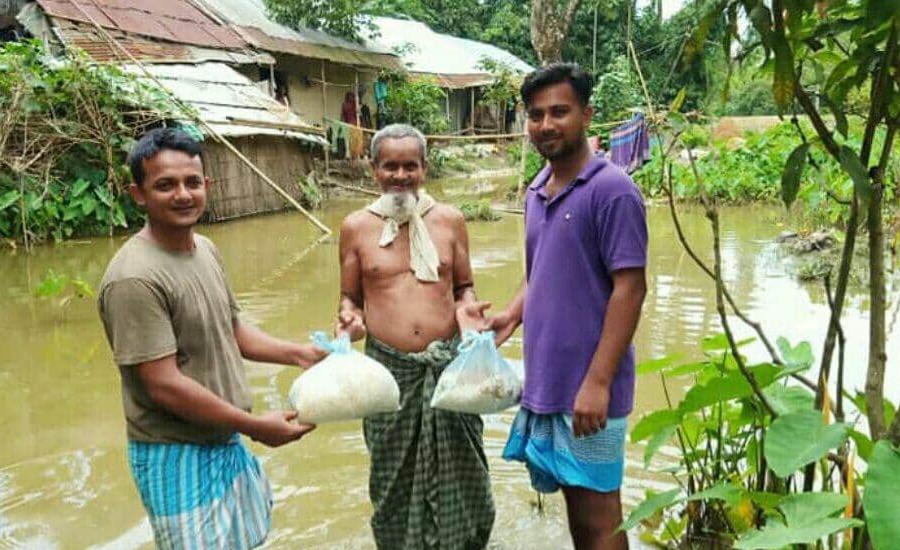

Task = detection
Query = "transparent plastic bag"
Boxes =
[288,332,400,423]
[430,331,522,414]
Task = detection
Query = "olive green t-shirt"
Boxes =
[98,233,251,445]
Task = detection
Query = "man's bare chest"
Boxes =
[358,223,453,280]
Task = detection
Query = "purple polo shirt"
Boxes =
[521,154,647,418]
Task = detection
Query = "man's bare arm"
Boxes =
[337,215,366,340]
[451,209,492,332]
[135,355,314,447]
[233,321,326,368]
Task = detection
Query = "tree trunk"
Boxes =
[530,0,583,65]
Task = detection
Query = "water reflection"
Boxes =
[0,185,896,549]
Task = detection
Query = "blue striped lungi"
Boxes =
[503,408,627,493]
[128,434,272,550]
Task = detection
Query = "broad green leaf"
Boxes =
[781,143,810,209]
[637,354,682,375]
[772,33,796,109]
[764,410,849,477]
[643,424,676,467]
[748,491,784,512]
[679,364,781,413]
[617,489,682,532]
[779,492,848,525]
[734,518,863,549]
[764,384,814,415]
[848,428,874,460]
[71,178,91,198]
[0,190,20,211]
[839,145,871,203]
[631,409,682,442]
[94,186,114,207]
[702,333,755,351]
[864,441,900,550]
[667,361,708,377]
[71,278,95,299]
[686,482,745,507]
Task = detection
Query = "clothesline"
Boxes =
[324,118,526,141]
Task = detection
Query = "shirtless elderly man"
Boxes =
[336,123,494,550]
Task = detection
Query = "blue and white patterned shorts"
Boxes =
[503,408,627,494]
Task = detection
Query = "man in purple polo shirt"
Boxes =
[490,63,647,550]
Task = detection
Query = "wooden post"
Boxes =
[354,69,361,127]
[321,60,329,175]
[268,63,275,98]
[469,87,475,134]
[445,87,451,126]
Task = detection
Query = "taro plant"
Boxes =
[622,0,900,546]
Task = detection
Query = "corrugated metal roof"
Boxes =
[37,0,247,48]
[124,62,326,144]
[51,17,273,64]
[369,16,533,87]
[194,0,403,70]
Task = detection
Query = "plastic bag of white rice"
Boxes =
[430,331,522,414]
[288,332,400,423]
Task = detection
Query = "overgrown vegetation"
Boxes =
[634,121,900,229]
[0,40,184,248]
[456,199,499,222]
[376,72,449,134]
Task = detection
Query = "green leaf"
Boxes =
[631,409,682,442]
[848,428,874,460]
[80,196,97,216]
[775,336,816,370]
[823,94,849,137]
[764,384,814,415]
[0,190,20,211]
[748,491,784,512]
[94,186,114,207]
[839,145,871,203]
[702,333,755,351]
[643,425,676,467]
[71,178,91,198]
[734,518,862,549]
[686,482,745,507]
[679,364,781,413]
[637,354,682,375]
[864,441,900,550]
[772,33,796,109]
[669,88,687,113]
[667,361,708,377]
[781,143,810,209]
[617,489,682,532]
[779,492,848,525]
[764,410,849,477]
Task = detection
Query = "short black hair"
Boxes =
[127,127,203,186]
[520,63,594,108]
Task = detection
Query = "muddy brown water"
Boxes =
[1,175,896,549]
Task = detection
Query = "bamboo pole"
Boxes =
[469,87,475,134]
[69,0,331,235]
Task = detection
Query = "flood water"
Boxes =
[1,175,897,549]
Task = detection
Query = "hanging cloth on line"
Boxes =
[608,113,651,173]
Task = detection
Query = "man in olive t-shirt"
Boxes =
[97,128,326,550]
